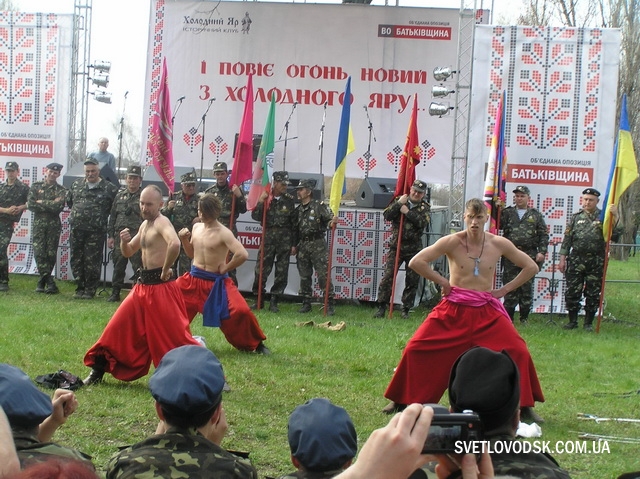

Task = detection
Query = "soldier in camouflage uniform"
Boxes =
[0,161,29,292]
[501,185,549,324]
[161,171,200,275]
[558,188,616,331]
[27,162,66,294]
[67,158,118,299]
[374,179,431,319]
[106,165,143,302]
[205,161,247,284]
[277,398,357,479]
[292,179,337,316]
[106,345,257,479]
[251,171,296,312]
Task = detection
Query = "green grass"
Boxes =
[1,260,640,479]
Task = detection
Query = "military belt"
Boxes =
[300,232,325,242]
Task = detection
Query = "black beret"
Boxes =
[0,364,52,428]
[46,162,63,172]
[582,188,601,197]
[4,161,18,171]
[288,398,357,472]
[448,347,520,433]
[126,165,142,177]
[149,346,225,417]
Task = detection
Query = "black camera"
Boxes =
[421,404,482,454]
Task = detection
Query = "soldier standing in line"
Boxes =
[67,158,118,299]
[292,179,337,316]
[373,179,431,319]
[205,161,247,285]
[500,185,549,324]
[558,188,617,331]
[161,171,200,276]
[106,165,143,302]
[0,161,29,292]
[27,162,66,294]
[251,171,296,312]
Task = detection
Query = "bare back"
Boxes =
[190,220,248,273]
[139,214,179,270]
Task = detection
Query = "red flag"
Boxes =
[394,94,421,197]
[148,58,175,193]
[483,91,508,233]
[230,74,254,186]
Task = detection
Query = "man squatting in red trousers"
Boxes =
[383,198,545,423]
[176,193,270,355]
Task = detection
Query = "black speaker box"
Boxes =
[142,165,198,196]
[355,177,396,208]
[286,172,324,203]
[62,163,120,189]
[233,134,263,162]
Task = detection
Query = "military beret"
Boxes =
[4,161,18,171]
[272,171,289,184]
[126,165,142,177]
[448,347,520,433]
[513,185,530,195]
[0,364,53,428]
[213,161,228,173]
[288,398,357,472]
[582,188,601,197]
[83,158,99,166]
[46,162,63,172]
[295,179,316,190]
[180,172,197,184]
[149,345,225,417]
[412,179,427,193]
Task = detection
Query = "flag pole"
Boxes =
[324,222,337,317]
[388,160,410,319]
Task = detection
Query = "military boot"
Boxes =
[251,297,265,310]
[107,288,121,302]
[583,311,595,331]
[504,306,516,323]
[325,299,335,317]
[269,295,280,313]
[83,355,107,386]
[298,299,312,313]
[401,307,410,319]
[45,275,59,295]
[373,304,386,318]
[35,276,46,293]
[563,310,579,330]
[519,307,530,325]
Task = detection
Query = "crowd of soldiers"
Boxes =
[0,157,616,326]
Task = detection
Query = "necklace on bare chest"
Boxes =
[465,232,486,277]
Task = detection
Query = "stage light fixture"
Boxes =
[428,102,454,117]
[91,91,112,104]
[90,60,111,74]
[90,74,109,88]
[433,67,456,82]
[432,85,455,98]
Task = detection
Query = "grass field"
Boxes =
[1,258,639,479]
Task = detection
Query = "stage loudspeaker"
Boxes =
[286,172,324,202]
[62,163,121,189]
[355,177,396,208]
[142,165,197,196]
[233,134,262,163]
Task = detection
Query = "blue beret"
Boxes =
[0,364,52,428]
[288,398,357,472]
[149,346,225,416]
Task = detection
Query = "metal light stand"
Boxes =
[116,91,128,175]
[196,99,215,184]
[279,102,297,171]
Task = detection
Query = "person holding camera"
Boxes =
[106,165,143,302]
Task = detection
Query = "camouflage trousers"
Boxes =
[501,259,535,311]
[376,247,421,308]
[0,221,14,283]
[32,217,62,279]
[175,250,192,277]
[253,232,291,295]
[70,228,107,293]
[564,253,605,313]
[111,238,142,291]
[296,238,334,300]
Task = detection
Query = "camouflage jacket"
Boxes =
[383,197,430,251]
[205,182,247,229]
[14,431,93,469]
[108,188,142,239]
[67,178,118,232]
[106,427,258,479]
[161,191,200,232]
[27,181,66,220]
[0,178,29,224]
[251,193,296,230]
[559,208,605,256]
[501,206,549,256]
[293,199,333,245]
[273,468,346,479]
